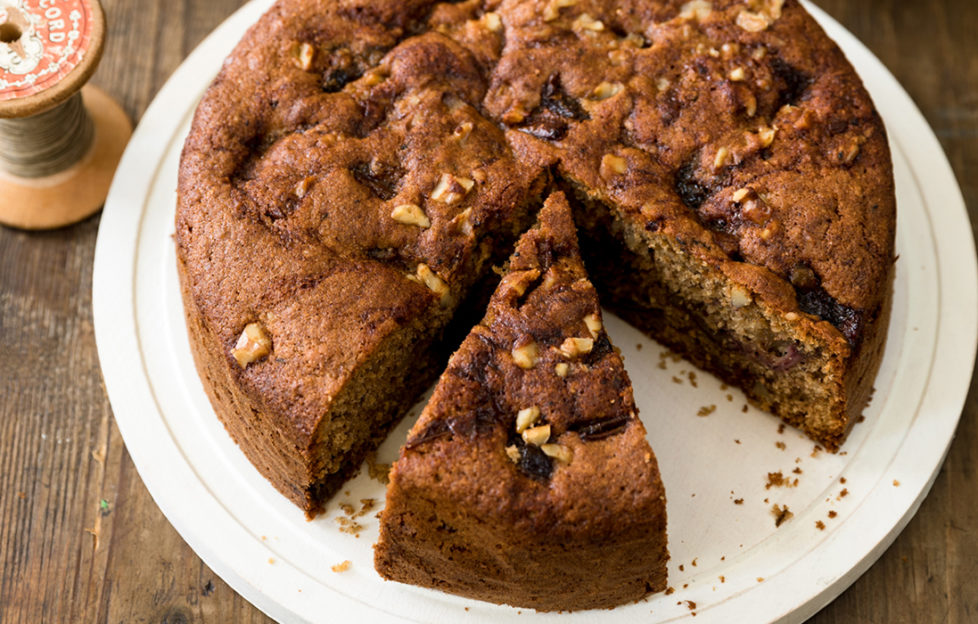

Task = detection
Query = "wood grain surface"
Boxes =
[1,1,975,622]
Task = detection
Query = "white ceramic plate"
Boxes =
[93,2,977,622]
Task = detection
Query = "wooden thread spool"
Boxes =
[0,0,131,230]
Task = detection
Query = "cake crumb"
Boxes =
[734,438,741,444]
[719,575,725,583]
[840,476,847,484]
[757,577,764,583]
[268,558,275,564]
[815,520,825,530]
[772,504,793,527]
[679,564,685,571]
[687,371,698,387]
[893,479,900,486]
[697,405,716,417]
[359,498,377,516]
[726,394,733,402]
[331,560,352,573]
[792,467,802,474]
[636,343,643,351]
[685,600,697,611]
[672,376,683,384]
[720,383,728,390]
[734,498,743,505]
[777,424,785,434]
[775,441,786,450]
[658,360,668,370]
[838,488,849,499]
[741,404,749,413]
[665,587,675,595]
[336,516,364,535]
[691,558,698,567]
[765,471,792,489]
[366,452,392,484]
[828,510,838,519]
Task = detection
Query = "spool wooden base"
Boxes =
[0,86,131,230]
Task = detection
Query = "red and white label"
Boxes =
[0,0,92,101]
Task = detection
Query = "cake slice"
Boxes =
[374,192,668,611]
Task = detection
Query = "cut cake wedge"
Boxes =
[374,192,668,611]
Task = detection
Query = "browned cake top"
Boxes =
[176,0,895,441]
[397,192,662,533]
[486,0,893,339]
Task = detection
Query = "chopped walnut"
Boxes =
[730,285,752,308]
[541,443,573,464]
[608,49,629,65]
[573,13,605,33]
[758,126,777,148]
[601,153,628,177]
[744,92,758,118]
[559,337,594,358]
[391,203,430,228]
[512,342,540,369]
[713,146,730,170]
[430,173,475,204]
[656,77,671,92]
[729,67,746,81]
[453,207,474,236]
[732,188,750,203]
[721,42,740,59]
[232,323,272,368]
[292,42,315,71]
[751,46,768,60]
[502,106,527,125]
[591,81,622,100]
[362,69,387,87]
[543,0,576,21]
[679,0,713,21]
[622,33,645,48]
[331,560,351,573]
[294,176,314,199]
[522,424,551,447]
[584,313,602,338]
[516,406,541,433]
[482,11,502,32]
[453,121,474,142]
[415,263,450,304]
[742,198,771,224]
[736,10,771,32]
[784,311,799,321]
[555,362,570,377]
[841,141,861,164]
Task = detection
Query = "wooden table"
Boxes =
[1,1,975,621]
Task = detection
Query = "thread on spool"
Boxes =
[0,92,95,179]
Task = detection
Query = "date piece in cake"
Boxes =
[375,193,668,610]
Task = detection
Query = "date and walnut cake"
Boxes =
[375,193,668,610]
[175,0,895,609]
